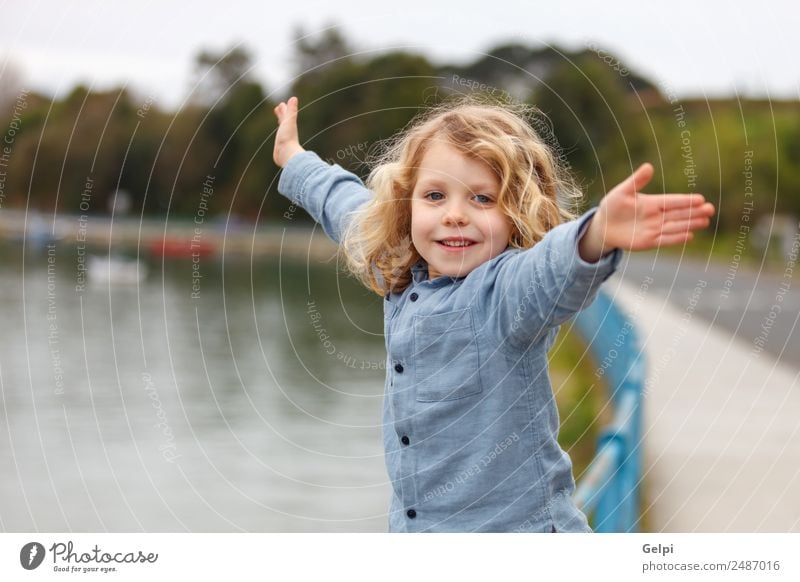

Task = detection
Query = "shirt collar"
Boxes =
[410,259,429,283]
[409,258,469,288]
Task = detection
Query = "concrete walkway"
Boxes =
[610,276,800,532]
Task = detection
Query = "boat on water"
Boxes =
[149,237,216,257]
[88,255,147,285]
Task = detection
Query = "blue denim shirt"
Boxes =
[278,151,622,532]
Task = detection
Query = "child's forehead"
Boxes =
[418,141,490,167]
[414,143,500,186]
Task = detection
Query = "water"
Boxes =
[0,240,392,532]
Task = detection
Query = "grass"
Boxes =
[548,326,612,482]
[549,325,653,532]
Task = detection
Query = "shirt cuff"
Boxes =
[572,206,623,279]
[277,150,327,203]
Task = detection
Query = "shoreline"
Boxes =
[0,209,338,260]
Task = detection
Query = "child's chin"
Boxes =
[432,266,474,279]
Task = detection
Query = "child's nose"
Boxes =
[442,201,469,226]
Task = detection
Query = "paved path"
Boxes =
[610,275,800,532]
[619,253,800,369]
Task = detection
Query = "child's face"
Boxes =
[410,142,512,280]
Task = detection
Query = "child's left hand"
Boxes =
[579,163,716,262]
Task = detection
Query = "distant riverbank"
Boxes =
[0,208,338,261]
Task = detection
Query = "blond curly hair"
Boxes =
[341,94,581,296]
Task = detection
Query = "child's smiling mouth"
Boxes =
[436,238,477,251]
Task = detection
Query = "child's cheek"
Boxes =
[409,203,433,242]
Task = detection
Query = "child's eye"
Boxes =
[425,191,445,201]
[474,194,493,204]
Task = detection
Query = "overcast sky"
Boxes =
[3,0,799,110]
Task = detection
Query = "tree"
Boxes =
[190,44,255,106]
[532,52,649,202]
[0,60,25,112]
[291,23,354,79]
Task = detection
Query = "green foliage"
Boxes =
[549,326,610,478]
[0,30,797,232]
[192,45,255,105]
[532,53,650,203]
[291,44,438,177]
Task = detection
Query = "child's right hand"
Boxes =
[273,96,306,168]
[579,163,715,262]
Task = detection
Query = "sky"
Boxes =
[2,0,800,111]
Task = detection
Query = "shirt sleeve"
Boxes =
[277,151,373,245]
[486,206,622,350]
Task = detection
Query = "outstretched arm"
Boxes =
[579,163,716,262]
[272,96,373,245]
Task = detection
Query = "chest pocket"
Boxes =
[413,307,483,402]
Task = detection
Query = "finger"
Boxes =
[658,217,711,235]
[287,96,299,121]
[614,163,654,196]
[274,102,285,121]
[644,193,707,212]
[289,95,298,110]
[275,97,298,125]
[663,202,716,221]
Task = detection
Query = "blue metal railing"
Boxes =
[572,289,646,533]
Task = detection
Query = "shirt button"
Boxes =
[407,509,417,519]
[394,363,404,373]
[400,435,410,446]
[410,292,418,302]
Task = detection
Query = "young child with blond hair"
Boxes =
[273,95,714,532]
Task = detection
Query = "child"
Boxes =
[272,95,714,532]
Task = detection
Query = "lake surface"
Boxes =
[5,230,796,533]
[0,239,392,532]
